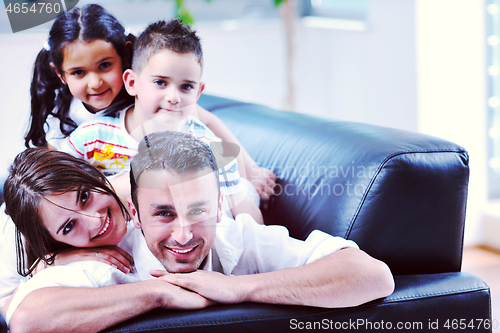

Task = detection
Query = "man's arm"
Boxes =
[8,280,212,333]
[153,247,394,308]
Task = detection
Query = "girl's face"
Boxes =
[40,188,127,248]
[58,39,124,112]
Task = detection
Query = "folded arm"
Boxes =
[153,247,394,308]
[7,280,211,333]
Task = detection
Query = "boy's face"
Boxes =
[124,49,204,127]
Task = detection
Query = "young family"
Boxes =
[0,4,394,332]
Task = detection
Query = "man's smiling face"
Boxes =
[129,168,220,273]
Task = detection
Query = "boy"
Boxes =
[60,20,264,224]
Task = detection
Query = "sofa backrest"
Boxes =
[199,95,469,276]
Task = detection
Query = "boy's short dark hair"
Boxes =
[132,19,203,74]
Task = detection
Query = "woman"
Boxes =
[2,148,134,285]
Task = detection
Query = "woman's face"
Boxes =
[40,188,127,248]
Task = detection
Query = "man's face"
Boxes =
[129,168,220,273]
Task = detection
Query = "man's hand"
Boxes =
[153,248,394,309]
[155,278,216,309]
[151,270,248,304]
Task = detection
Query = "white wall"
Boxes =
[198,0,419,132]
[0,33,44,175]
[295,0,418,130]
[415,0,487,245]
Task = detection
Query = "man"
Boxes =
[5,132,394,333]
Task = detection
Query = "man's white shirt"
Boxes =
[5,214,358,324]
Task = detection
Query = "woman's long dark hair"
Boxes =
[4,148,130,276]
[25,4,135,148]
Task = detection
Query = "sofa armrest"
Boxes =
[0,312,6,333]
[199,95,469,275]
[104,272,489,333]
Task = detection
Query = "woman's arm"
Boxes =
[7,280,212,333]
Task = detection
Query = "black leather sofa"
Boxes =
[0,95,491,333]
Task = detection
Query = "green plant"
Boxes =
[174,0,288,25]
[174,0,197,25]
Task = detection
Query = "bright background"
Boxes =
[0,0,493,246]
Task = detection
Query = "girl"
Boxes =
[25,4,135,150]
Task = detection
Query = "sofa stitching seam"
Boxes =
[385,286,490,302]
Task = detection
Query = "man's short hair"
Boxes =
[130,131,219,213]
[132,19,203,74]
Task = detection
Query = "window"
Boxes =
[301,0,368,21]
[487,0,500,198]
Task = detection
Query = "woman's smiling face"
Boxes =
[40,188,127,247]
